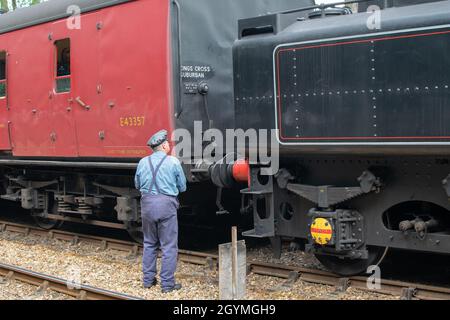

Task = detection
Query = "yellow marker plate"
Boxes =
[310,218,333,245]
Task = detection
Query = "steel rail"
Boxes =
[0,262,142,300]
[1,220,450,300]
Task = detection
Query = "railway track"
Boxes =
[0,261,142,300]
[1,220,449,300]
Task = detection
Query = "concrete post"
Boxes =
[219,227,246,300]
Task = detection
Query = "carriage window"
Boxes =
[0,51,6,98]
[55,39,71,93]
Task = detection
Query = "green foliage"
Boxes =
[0,0,9,12]
[1,0,44,12]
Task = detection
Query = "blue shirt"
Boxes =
[134,151,187,196]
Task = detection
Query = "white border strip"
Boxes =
[272,24,450,146]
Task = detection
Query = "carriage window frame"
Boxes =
[0,51,6,99]
[54,38,71,94]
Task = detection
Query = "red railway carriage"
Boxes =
[0,0,173,158]
[0,0,306,158]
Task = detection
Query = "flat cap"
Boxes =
[147,129,168,148]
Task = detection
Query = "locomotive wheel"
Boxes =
[33,216,64,230]
[314,246,389,276]
[32,211,64,230]
[126,221,143,244]
[31,203,64,230]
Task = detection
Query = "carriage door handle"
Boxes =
[75,97,91,111]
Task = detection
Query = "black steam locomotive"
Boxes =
[229,0,450,275]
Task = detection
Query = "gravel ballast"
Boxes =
[0,230,397,300]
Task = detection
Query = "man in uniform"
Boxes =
[135,129,187,293]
